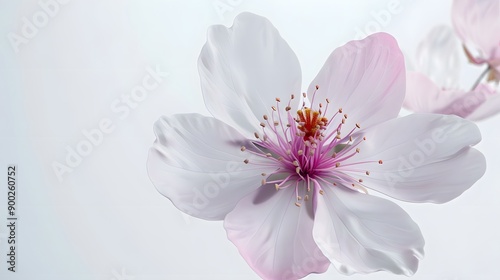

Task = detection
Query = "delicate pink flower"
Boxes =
[404,25,500,120]
[452,0,500,81]
[147,13,486,279]
[405,72,500,120]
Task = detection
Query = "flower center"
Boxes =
[297,108,328,141]
[240,85,382,207]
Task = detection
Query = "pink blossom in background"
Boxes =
[147,13,486,279]
[404,25,500,120]
[452,0,500,82]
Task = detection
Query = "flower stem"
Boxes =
[470,65,491,91]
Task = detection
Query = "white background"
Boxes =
[1,0,499,279]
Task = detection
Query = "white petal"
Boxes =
[345,114,485,203]
[307,33,405,135]
[313,185,424,275]
[198,12,301,138]
[224,184,330,279]
[415,25,462,88]
[147,114,275,220]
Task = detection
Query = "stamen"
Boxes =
[249,93,377,207]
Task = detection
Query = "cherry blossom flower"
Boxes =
[452,0,500,82]
[404,25,500,120]
[147,13,486,279]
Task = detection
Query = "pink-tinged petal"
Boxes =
[312,186,424,276]
[346,114,485,203]
[404,72,487,118]
[404,72,451,113]
[438,85,499,120]
[147,114,276,221]
[307,33,405,135]
[198,12,301,138]
[224,184,330,280]
[415,25,461,88]
[452,0,500,62]
[466,83,500,121]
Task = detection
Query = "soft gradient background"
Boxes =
[1,0,498,279]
